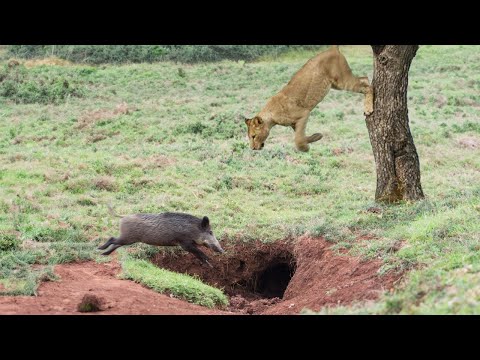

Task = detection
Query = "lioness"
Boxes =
[245,45,374,152]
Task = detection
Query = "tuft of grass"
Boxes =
[0,232,20,251]
[0,250,57,295]
[120,257,228,308]
[93,176,118,192]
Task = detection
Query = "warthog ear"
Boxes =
[253,116,263,126]
[201,216,210,229]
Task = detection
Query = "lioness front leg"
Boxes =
[294,116,323,152]
[364,85,374,116]
[353,77,374,116]
[333,75,374,116]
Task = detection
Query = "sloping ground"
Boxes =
[151,236,404,315]
[0,237,403,315]
[0,261,230,315]
[263,236,402,314]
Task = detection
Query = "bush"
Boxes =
[7,45,323,64]
[164,45,297,63]
[7,45,47,59]
[0,64,85,104]
[173,114,246,140]
[0,232,19,251]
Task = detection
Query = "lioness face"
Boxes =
[245,116,269,150]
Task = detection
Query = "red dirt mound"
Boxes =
[263,236,402,314]
[151,236,403,315]
[0,261,231,315]
[0,237,403,315]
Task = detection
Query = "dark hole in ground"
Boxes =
[147,238,403,314]
[255,262,295,299]
[149,241,297,311]
[230,256,297,300]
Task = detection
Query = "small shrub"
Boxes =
[0,64,85,104]
[93,176,118,192]
[173,121,208,136]
[0,232,19,251]
[452,121,480,134]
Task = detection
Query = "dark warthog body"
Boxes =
[99,210,224,268]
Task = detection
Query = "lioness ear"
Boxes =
[253,117,263,126]
[245,118,251,125]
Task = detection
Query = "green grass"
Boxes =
[0,45,479,313]
[0,248,58,295]
[121,256,228,308]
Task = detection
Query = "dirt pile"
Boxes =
[0,236,403,315]
[264,236,402,314]
[152,236,403,314]
[0,261,230,315]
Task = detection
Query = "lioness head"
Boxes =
[245,116,269,150]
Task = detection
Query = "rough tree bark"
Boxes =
[366,45,425,202]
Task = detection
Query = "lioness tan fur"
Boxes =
[245,46,374,152]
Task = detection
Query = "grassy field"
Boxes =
[0,45,479,313]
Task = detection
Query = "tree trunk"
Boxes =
[366,45,425,202]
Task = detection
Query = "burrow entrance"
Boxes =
[149,240,297,312]
[257,262,294,298]
[234,256,296,299]
[148,237,404,314]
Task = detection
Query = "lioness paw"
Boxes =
[309,133,323,143]
[364,103,374,116]
[296,143,310,152]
